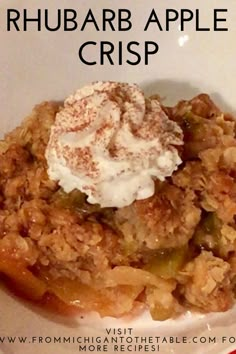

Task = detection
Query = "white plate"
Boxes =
[0,1,236,353]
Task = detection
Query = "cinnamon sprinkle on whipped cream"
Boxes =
[45,82,183,207]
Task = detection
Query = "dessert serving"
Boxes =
[0,81,236,320]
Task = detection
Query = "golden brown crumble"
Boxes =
[0,95,236,320]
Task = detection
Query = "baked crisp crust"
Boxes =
[0,95,235,319]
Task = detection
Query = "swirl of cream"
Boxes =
[46,82,183,207]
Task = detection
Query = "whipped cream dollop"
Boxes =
[46,82,183,207]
